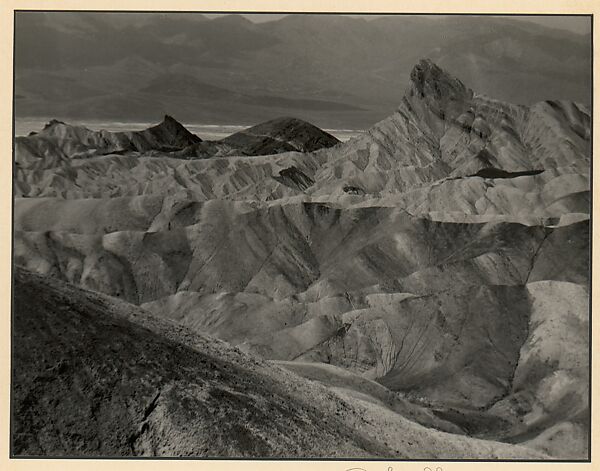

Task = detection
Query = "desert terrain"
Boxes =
[12,58,590,459]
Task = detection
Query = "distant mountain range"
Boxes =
[14,13,591,128]
[15,115,340,170]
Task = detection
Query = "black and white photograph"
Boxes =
[9,8,592,462]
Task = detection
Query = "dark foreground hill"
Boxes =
[12,267,547,458]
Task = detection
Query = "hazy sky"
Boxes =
[204,13,591,35]
[509,15,591,34]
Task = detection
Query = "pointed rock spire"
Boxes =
[407,59,473,121]
[146,115,202,147]
[410,59,470,101]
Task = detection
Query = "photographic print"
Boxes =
[10,9,591,461]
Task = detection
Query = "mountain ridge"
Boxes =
[15,115,340,169]
[15,13,591,128]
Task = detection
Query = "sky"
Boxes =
[204,13,591,35]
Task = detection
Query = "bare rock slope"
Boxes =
[12,267,548,459]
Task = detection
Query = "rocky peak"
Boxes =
[410,59,470,100]
[407,59,473,120]
[162,114,179,125]
[157,114,190,133]
[146,115,202,146]
[42,119,66,130]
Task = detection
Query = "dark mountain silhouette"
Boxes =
[221,117,340,154]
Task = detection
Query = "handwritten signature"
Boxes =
[346,467,443,471]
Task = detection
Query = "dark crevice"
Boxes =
[127,389,162,455]
[142,390,162,421]
[468,168,544,179]
[525,230,551,284]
